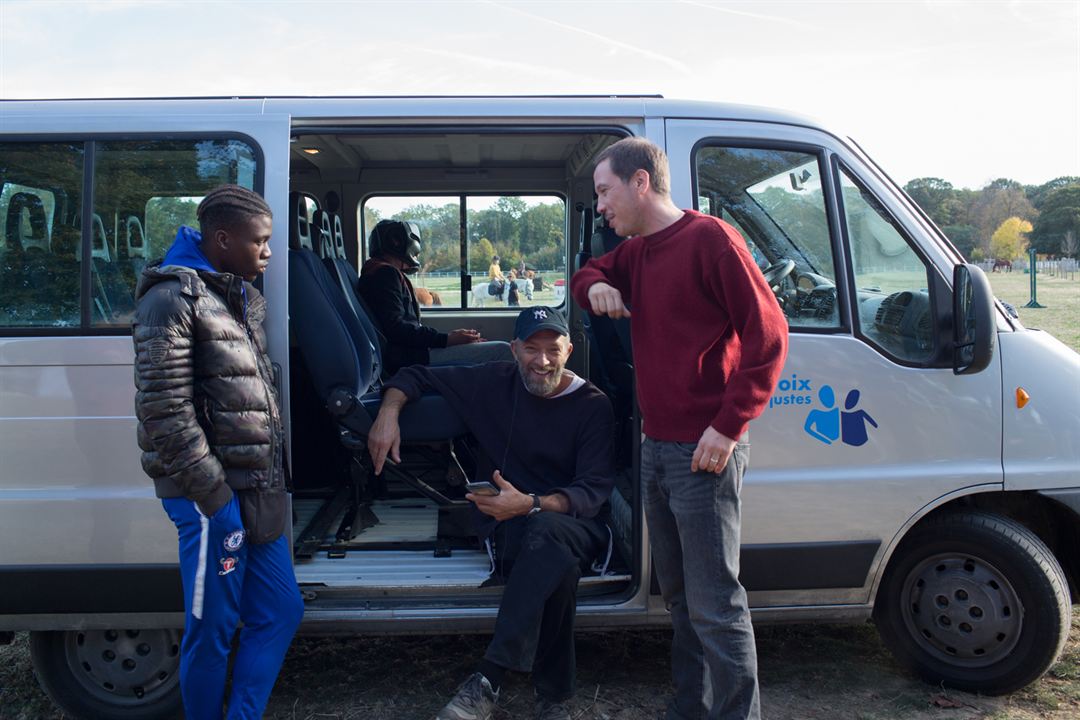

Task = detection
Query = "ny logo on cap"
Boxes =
[533,309,548,319]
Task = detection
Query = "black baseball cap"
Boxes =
[514,306,569,341]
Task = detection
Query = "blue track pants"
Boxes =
[163,495,304,720]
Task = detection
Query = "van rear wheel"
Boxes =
[30,628,182,720]
[874,511,1071,695]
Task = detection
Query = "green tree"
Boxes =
[905,177,964,226]
[942,224,978,260]
[968,181,1037,256]
[145,197,198,259]
[470,237,496,273]
[990,217,1032,260]
[1030,184,1080,257]
[1025,176,1080,209]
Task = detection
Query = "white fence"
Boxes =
[976,258,1079,280]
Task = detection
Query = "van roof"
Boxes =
[0,95,828,131]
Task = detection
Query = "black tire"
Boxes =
[874,511,1071,695]
[30,628,182,720]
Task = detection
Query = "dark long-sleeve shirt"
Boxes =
[358,259,447,374]
[571,210,788,442]
[385,362,615,539]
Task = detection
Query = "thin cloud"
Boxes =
[409,46,585,87]
[679,0,819,29]
[485,1,693,76]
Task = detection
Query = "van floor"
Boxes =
[291,498,630,595]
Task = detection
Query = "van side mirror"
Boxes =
[952,263,995,374]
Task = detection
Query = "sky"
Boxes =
[0,0,1077,190]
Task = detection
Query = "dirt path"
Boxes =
[3,612,1078,720]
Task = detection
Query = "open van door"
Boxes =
[0,102,290,719]
[663,119,1004,611]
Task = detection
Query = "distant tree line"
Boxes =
[903,176,1080,261]
[364,197,566,275]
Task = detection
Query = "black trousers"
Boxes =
[483,512,608,701]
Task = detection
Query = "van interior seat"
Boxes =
[314,207,388,375]
[286,192,466,446]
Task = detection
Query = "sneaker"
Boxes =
[534,698,571,720]
[435,672,499,720]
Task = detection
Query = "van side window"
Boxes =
[91,139,258,326]
[838,167,935,363]
[361,194,567,310]
[694,145,840,330]
[0,142,84,328]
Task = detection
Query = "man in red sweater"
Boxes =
[571,138,788,720]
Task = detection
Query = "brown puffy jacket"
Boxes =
[133,263,287,543]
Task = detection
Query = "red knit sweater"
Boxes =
[570,211,788,442]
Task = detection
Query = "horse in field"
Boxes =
[991,259,1012,273]
[414,287,442,306]
[471,278,533,307]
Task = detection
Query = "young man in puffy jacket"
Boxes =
[358,219,511,374]
[133,185,303,720]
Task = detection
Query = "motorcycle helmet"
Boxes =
[369,219,422,274]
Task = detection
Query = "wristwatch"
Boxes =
[528,493,542,515]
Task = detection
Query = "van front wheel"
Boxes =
[874,511,1071,695]
[30,628,182,720]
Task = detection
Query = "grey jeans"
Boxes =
[642,436,760,720]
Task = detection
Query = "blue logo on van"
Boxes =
[804,385,878,447]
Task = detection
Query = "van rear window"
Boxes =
[0,138,259,332]
[362,194,567,310]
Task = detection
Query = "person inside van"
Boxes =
[367,306,615,720]
[572,137,789,720]
[358,219,511,374]
[133,184,304,720]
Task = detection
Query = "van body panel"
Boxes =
[1001,330,1080,491]
[0,335,174,564]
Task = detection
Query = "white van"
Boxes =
[0,96,1077,719]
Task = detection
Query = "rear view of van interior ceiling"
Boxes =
[284,128,636,602]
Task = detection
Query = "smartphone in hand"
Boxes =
[465,481,500,496]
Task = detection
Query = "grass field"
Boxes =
[986,270,1080,352]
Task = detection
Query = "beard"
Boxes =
[517,361,564,397]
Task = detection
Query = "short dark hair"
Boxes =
[197,184,272,239]
[594,137,670,196]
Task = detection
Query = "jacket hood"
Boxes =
[164,226,216,273]
[136,226,229,302]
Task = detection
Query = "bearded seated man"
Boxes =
[367,306,615,720]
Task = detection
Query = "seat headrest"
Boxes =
[5,192,49,252]
[331,214,346,260]
[125,216,146,259]
[590,212,623,259]
[312,210,332,259]
[289,191,313,251]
